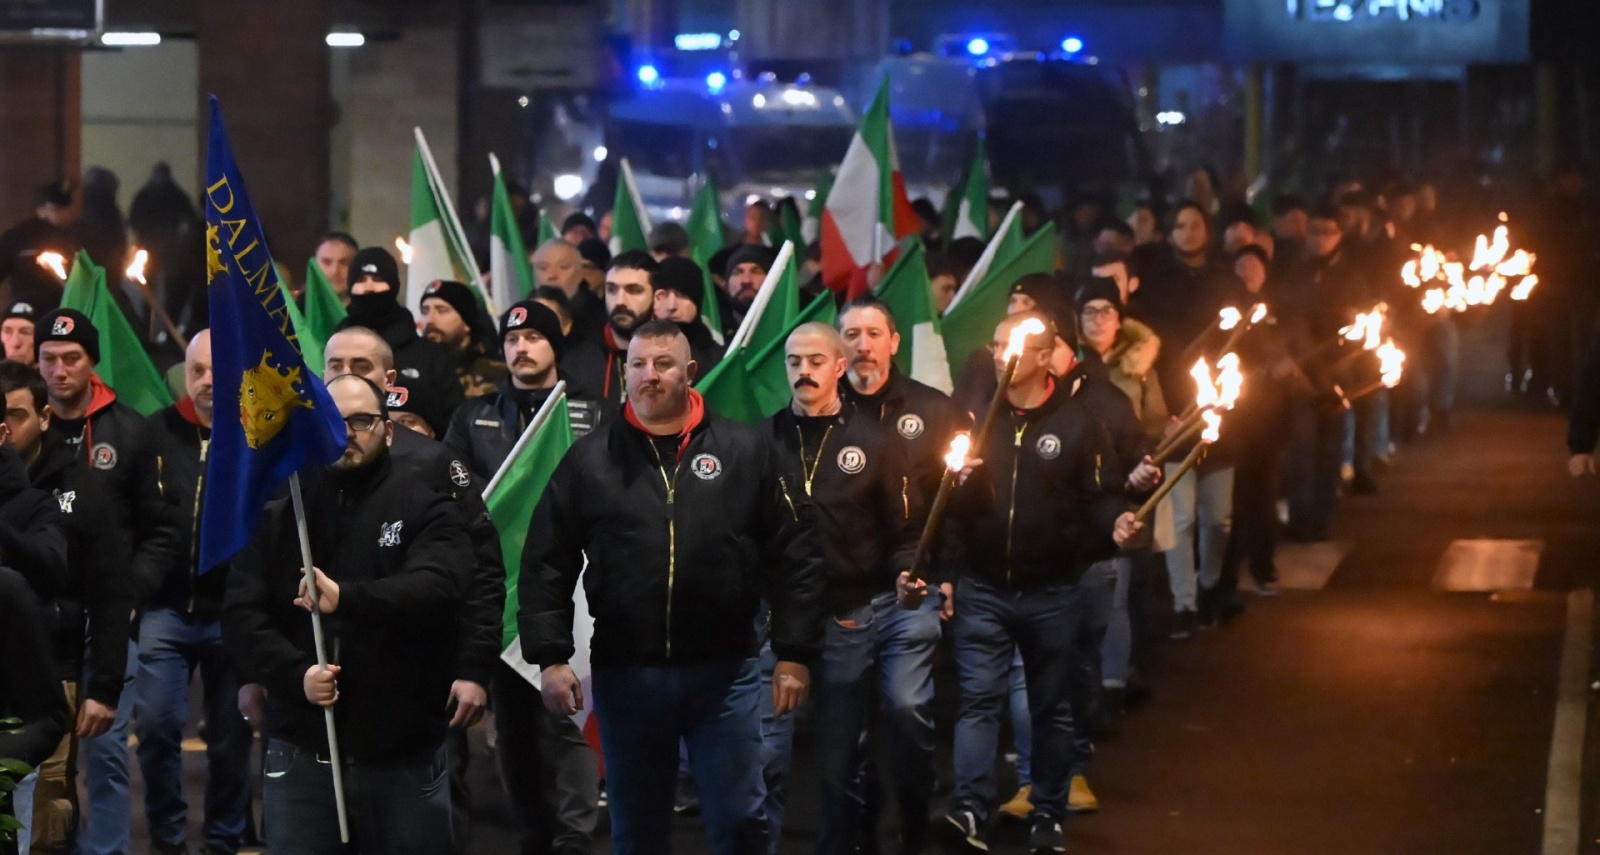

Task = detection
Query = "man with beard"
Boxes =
[565,250,657,406]
[336,247,464,436]
[721,245,775,340]
[653,256,724,373]
[420,279,503,397]
[534,238,606,346]
[223,375,472,853]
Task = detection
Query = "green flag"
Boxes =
[941,138,990,244]
[688,180,727,343]
[697,242,799,423]
[537,210,559,245]
[874,238,953,393]
[609,158,652,254]
[489,153,536,313]
[289,260,347,375]
[407,129,486,313]
[745,291,838,415]
[940,222,1058,380]
[486,391,575,648]
[59,251,174,416]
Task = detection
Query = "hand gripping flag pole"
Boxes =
[288,474,350,841]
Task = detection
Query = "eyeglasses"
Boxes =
[343,413,384,432]
[1080,305,1118,320]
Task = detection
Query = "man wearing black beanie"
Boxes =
[336,247,464,435]
[442,298,604,855]
[420,279,504,396]
[653,256,724,373]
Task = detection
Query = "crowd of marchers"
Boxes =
[0,160,1598,855]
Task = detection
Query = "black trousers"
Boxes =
[1224,441,1286,587]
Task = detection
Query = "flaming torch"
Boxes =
[394,236,413,265]
[35,251,67,281]
[1152,353,1242,464]
[904,432,972,585]
[975,317,1048,453]
[1342,339,1407,402]
[123,247,188,348]
[1399,218,1537,314]
[1136,409,1222,523]
[1217,302,1268,355]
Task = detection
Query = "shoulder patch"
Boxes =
[448,460,471,488]
[378,520,404,547]
[689,453,722,481]
[896,413,924,439]
[836,445,866,475]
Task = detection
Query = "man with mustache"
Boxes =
[761,322,932,854]
[565,249,658,406]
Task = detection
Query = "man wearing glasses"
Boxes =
[223,374,474,853]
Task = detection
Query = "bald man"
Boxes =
[760,322,931,853]
[138,329,255,854]
[936,312,1140,854]
[533,238,606,346]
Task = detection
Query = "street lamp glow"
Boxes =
[706,71,727,92]
[592,146,608,162]
[325,32,365,48]
[553,174,585,202]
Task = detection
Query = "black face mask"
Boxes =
[347,288,399,323]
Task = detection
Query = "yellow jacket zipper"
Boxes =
[649,442,682,659]
[1005,423,1025,583]
[188,438,208,613]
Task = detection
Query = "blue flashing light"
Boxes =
[706,71,727,92]
[637,64,660,85]
[966,37,989,56]
[1062,37,1084,54]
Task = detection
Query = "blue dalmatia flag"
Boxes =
[198,96,346,572]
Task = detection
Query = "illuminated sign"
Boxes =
[1286,0,1481,23]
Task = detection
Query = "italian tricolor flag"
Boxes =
[406,128,487,313]
[488,152,535,315]
[821,77,918,299]
[609,157,652,255]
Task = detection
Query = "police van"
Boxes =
[605,73,857,222]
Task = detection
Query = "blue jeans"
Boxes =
[592,658,768,855]
[1095,558,1133,687]
[76,640,135,855]
[754,620,792,854]
[13,769,38,853]
[950,578,1085,824]
[261,739,453,854]
[1007,649,1031,786]
[135,608,253,853]
[1164,465,1235,611]
[808,592,941,853]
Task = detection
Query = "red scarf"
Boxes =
[623,388,707,461]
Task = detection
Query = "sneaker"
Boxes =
[998,785,1034,821]
[1094,686,1125,735]
[935,809,989,852]
[1067,775,1099,813]
[1252,579,1280,596]
[1169,609,1197,640]
[1028,817,1066,853]
[673,775,701,816]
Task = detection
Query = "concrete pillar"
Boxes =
[197,0,331,267]
[1243,65,1265,184]
[0,49,80,223]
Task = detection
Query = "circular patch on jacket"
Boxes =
[1036,434,1061,460]
[690,453,723,480]
[896,413,924,439]
[90,442,118,470]
[836,445,866,475]
[448,460,471,488]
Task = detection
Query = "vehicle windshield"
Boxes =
[728,125,856,184]
[611,120,698,178]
